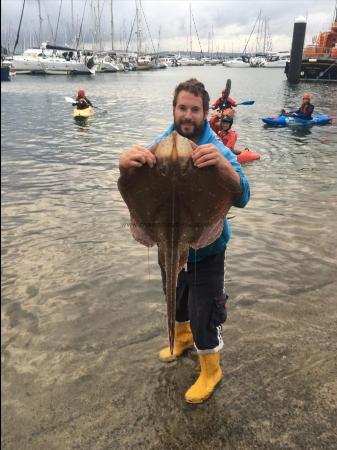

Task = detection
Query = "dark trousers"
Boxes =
[159,251,228,352]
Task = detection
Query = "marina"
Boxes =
[2,1,337,449]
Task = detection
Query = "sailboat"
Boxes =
[134,0,156,70]
[5,0,96,75]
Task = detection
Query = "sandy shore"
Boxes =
[2,278,337,450]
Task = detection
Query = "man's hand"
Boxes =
[191,143,242,194]
[192,144,227,169]
[119,145,156,172]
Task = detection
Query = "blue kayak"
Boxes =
[262,114,332,127]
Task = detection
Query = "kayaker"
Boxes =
[217,114,240,155]
[72,89,94,110]
[282,93,314,120]
[119,78,250,404]
[211,89,237,112]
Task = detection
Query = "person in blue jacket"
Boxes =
[119,78,250,404]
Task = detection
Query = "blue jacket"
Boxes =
[148,120,250,261]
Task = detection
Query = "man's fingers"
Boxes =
[192,147,217,159]
[194,154,218,167]
[136,146,156,166]
[145,152,156,167]
[129,161,143,168]
[135,152,147,164]
[195,159,218,168]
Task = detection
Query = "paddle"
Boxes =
[222,79,231,105]
[64,96,106,112]
[65,96,76,103]
[236,100,255,106]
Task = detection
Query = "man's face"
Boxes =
[303,98,309,104]
[173,91,207,141]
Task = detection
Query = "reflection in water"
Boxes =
[1,69,337,449]
[74,116,91,132]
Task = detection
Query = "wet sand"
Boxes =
[2,276,336,450]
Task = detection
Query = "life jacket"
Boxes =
[300,103,309,114]
[209,108,235,132]
[217,129,238,151]
[76,97,90,110]
[212,96,237,111]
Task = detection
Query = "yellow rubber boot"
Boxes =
[184,352,223,403]
[159,322,194,362]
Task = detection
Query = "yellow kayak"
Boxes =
[73,106,94,118]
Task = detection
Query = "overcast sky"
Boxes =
[1,0,336,53]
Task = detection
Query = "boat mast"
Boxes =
[98,0,102,51]
[76,0,88,50]
[190,5,204,58]
[71,0,74,39]
[263,17,267,54]
[136,0,141,55]
[255,9,262,54]
[13,0,26,54]
[54,0,63,45]
[157,26,161,55]
[36,0,43,45]
[211,24,214,58]
[110,0,114,50]
[242,10,260,55]
[189,2,192,57]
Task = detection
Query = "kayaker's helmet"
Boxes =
[221,114,233,129]
[303,93,311,100]
[78,88,85,98]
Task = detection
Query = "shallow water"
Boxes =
[1,68,337,449]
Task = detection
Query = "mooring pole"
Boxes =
[287,16,307,83]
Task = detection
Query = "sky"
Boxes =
[1,0,336,54]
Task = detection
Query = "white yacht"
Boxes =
[222,56,251,68]
[136,55,156,70]
[202,57,221,65]
[95,54,120,73]
[4,48,46,73]
[249,55,266,67]
[178,57,204,66]
[263,52,290,68]
[6,44,96,74]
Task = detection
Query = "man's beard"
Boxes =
[174,118,205,140]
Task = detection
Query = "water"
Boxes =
[2,68,337,450]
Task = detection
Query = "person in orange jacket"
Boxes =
[209,107,234,133]
[217,114,241,154]
[211,89,237,112]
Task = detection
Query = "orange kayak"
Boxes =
[236,148,261,164]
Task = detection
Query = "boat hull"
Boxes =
[73,107,94,118]
[262,114,332,126]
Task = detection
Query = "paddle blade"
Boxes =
[222,79,231,102]
[65,96,76,103]
[238,100,255,105]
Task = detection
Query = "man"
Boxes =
[119,79,250,404]
[72,88,94,110]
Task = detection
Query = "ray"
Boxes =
[118,131,234,353]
